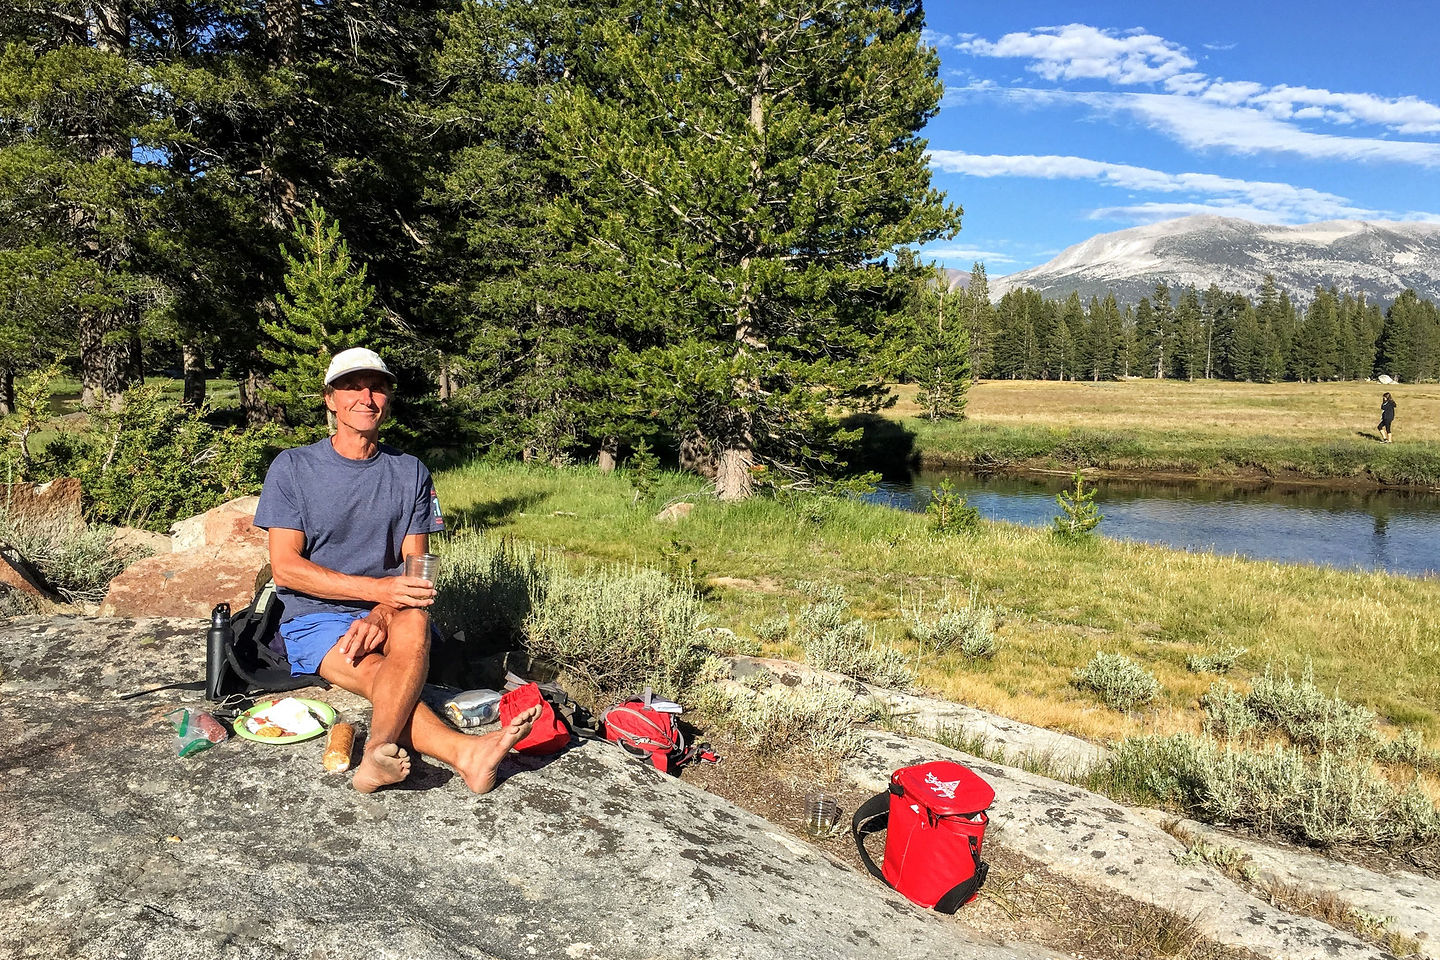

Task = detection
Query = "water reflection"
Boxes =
[867,471,1440,577]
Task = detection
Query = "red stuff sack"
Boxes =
[853,760,994,912]
[601,697,690,773]
[498,682,570,755]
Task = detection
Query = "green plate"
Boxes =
[233,698,336,744]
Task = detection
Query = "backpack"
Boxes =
[601,690,716,773]
[853,760,994,912]
[498,681,572,754]
[205,575,328,702]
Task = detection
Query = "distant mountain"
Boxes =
[989,215,1440,307]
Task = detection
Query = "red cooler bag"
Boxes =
[498,682,570,755]
[853,760,994,912]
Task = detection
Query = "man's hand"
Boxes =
[372,575,436,609]
[338,610,391,666]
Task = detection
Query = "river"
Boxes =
[866,471,1440,577]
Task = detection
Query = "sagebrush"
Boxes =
[1073,651,1160,711]
[794,584,913,688]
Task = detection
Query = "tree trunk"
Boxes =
[240,362,284,426]
[0,368,13,416]
[182,342,206,408]
[679,430,716,477]
[714,445,754,502]
[79,311,134,410]
[262,0,302,228]
[79,4,140,411]
[437,355,454,401]
[596,436,619,473]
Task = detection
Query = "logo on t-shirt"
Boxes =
[430,487,444,527]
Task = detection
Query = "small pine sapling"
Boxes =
[1052,470,1103,540]
[926,479,980,535]
[627,439,660,501]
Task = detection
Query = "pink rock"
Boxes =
[0,544,61,605]
[100,542,269,618]
[104,495,269,617]
[169,496,261,551]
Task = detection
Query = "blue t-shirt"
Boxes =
[253,438,444,622]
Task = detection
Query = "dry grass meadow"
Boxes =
[893,378,1440,443]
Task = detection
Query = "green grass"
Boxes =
[432,461,1440,751]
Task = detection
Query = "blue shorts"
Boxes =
[278,612,367,675]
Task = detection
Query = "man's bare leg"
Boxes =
[319,636,542,794]
[327,608,429,792]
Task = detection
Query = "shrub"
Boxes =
[905,593,1000,659]
[1098,733,1440,849]
[713,681,873,766]
[1185,645,1247,674]
[0,510,143,605]
[1374,730,1440,774]
[794,581,848,635]
[46,384,279,531]
[1201,681,1260,740]
[754,615,790,644]
[801,617,913,689]
[794,584,913,688]
[1073,652,1160,711]
[925,479,980,535]
[1244,666,1375,753]
[522,561,706,697]
[433,531,554,645]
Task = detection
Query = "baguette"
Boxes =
[322,722,355,772]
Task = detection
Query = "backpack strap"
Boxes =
[852,788,893,885]
[851,785,987,914]
[932,836,988,914]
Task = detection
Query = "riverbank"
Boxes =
[874,380,1440,489]
[432,461,1440,751]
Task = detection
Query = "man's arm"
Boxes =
[267,528,436,610]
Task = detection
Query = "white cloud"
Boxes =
[926,150,1394,222]
[1089,202,1342,224]
[1109,92,1440,165]
[954,23,1440,149]
[920,246,1017,265]
[959,24,1195,85]
[1249,85,1440,134]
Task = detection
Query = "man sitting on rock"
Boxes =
[253,346,539,793]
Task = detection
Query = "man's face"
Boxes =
[325,371,393,434]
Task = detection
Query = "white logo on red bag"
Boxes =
[925,772,961,799]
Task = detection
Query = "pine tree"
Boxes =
[1052,470,1103,540]
[1173,288,1202,380]
[1297,287,1340,381]
[547,0,960,498]
[1087,294,1121,381]
[960,262,995,379]
[1048,293,1083,381]
[908,268,970,421]
[259,202,381,436]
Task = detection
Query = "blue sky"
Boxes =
[917,2,1440,277]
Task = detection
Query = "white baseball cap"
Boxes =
[324,347,394,386]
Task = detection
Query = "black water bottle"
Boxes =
[205,602,231,701]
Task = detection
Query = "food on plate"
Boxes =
[255,723,289,738]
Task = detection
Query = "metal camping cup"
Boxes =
[804,792,840,836]
[404,553,440,582]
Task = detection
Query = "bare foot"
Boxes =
[353,742,411,793]
[455,704,543,794]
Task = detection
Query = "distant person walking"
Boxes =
[1378,392,1396,443]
